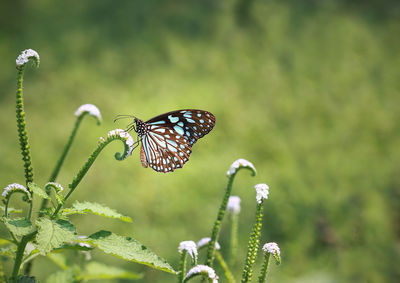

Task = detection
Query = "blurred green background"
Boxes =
[1,0,400,282]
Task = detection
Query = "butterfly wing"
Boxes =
[140,109,216,173]
[146,109,216,146]
[140,126,192,173]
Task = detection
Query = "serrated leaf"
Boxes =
[4,218,33,237]
[35,218,76,254]
[86,230,176,274]
[46,269,76,283]
[28,183,49,200]
[81,262,143,280]
[62,201,132,223]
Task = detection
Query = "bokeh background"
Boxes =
[1,0,400,282]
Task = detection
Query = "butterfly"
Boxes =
[116,109,216,173]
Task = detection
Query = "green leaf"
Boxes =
[81,262,143,280]
[0,238,13,246]
[46,269,76,283]
[28,183,49,200]
[17,275,36,283]
[87,230,176,274]
[62,201,132,223]
[35,218,76,254]
[3,217,33,237]
[0,245,16,257]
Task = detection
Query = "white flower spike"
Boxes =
[74,104,102,122]
[227,158,256,177]
[178,241,198,261]
[2,183,31,200]
[107,129,135,157]
[262,242,281,264]
[227,196,241,213]
[16,49,40,67]
[254,183,269,204]
[184,265,219,283]
[197,237,221,250]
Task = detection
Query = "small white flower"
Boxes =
[78,242,92,248]
[107,129,135,157]
[16,49,40,67]
[178,241,198,261]
[262,242,281,263]
[197,237,221,250]
[74,104,102,121]
[226,158,256,177]
[2,183,30,199]
[254,183,269,204]
[45,182,64,192]
[184,265,218,283]
[227,196,241,213]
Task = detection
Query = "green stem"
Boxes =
[205,174,236,267]
[215,251,235,283]
[241,202,264,283]
[229,212,239,266]
[39,115,85,214]
[178,251,188,283]
[10,230,37,281]
[50,114,85,182]
[258,254,270,283]
[51,135,129,218]
[16,65,34,190]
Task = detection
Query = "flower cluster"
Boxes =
[227,195,241,213]
[74,104,102,121]
[178,241,198,261]
[226,158,256,177]
[262,242,281,263]
[197,237,221,250]
[16,49,40,67]
[184,265,219,282]
[107,129,135,157]
[2,183,30,200]
[254,183,269,204]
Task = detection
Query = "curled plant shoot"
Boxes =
[258,242,281,283]
[178,241,198,282]
[2,184,32,218]
[15,49,39,220]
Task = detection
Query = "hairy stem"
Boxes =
[205,175,236,267]
[39,115,85,214]
[258,253,270,283]
[15,66,34,208]
[215,251,235,283]
[229,212,239,266]
[178,251,188,283]
[10,230,37,281]
[241,203,264,283]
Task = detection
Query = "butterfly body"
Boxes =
[129,109,215,173]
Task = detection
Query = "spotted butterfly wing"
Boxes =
[134,109,215,173]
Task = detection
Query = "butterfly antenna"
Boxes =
[113,114,136,123]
